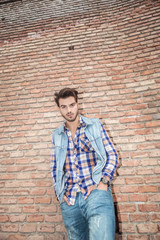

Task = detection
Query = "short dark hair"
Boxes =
[54,88,78,107]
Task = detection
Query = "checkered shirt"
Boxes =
[51,117,118,205]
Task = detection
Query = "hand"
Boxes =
[97,181,108,191]
[86,182,108,198]
[86,185,96,197]
[62,195,71,206]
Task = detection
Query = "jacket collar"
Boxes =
[58,115,93,134]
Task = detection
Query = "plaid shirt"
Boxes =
[51,116,118,205]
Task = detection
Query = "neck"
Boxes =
[66,114,80,131]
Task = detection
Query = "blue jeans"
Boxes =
[60,187,115,240]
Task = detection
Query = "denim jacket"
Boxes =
[52,115,110,202]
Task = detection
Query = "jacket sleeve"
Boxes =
[100,122,119,181]
[50,141,57,194]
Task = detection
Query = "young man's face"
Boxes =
[59,96,79,122]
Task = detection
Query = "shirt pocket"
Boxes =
[80,138,95,153]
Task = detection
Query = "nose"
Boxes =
[67,106,72,113]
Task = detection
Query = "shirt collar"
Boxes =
[58,115,94,134]
[64,115,86,132]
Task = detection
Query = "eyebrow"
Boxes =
[60,102,75,108]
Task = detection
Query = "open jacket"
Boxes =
[52,115,117,203]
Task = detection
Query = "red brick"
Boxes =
[128,123,144,129]
[35,196,51,204]
[132,104,147,110]
[120,186,139,193]
[150,235,160,240]
[120,143,137,151]
[56,223,66,233]
[146,121,160,128]
[149,150,160,157]
[125,177,144,185]
[130,213,150,222]
[122,159,139,167]
[18,197,34,204]
[1,224,19,232]
[8,205,22,214]
[45,214,63,223]
[152,213,160,222]
[113,177,125,185]
[144,176,160,184]
[118,204,136,213]
[27,215,44,222]
[148,193,160,202]
[127,235,149,240]
[141,70,154,75]
[118,168,135,176]
[30,189,46,195]
[118,214,129,223]
[0,197,17,204]
[9,215,26,223]
[37,223,55,233]
[136,115,152,122]
[122,100,137,106]
[119,130,136,136]
[135,129,152,135]
[140,159,158,166]
[129,194,147,202]
[119,223,136,233]
[16,158,30,165]
[138,185,158,193]
[16,173,31,180]
[138,204,159,212]
[5,181,21,188]
[40,205,57,213]
[0,215,9,222]
[8,234,26,240]
[137,223,158,233]
[113,194,128,202]
[23,206,39,213]
[26,235,44,240]
[19,223,36,233]
[137,143,155,150]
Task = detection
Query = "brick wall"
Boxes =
[0,0,160,239]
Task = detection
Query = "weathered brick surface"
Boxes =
[0,0,160,239]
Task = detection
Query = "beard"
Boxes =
[62,110,79,122]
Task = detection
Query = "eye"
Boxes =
[70,103,76,107]
[61,105,66,109]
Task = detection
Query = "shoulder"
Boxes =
[52,123,64,135]
[81,115,100,125]
[52,123,64,143]
[52,127,60,135]
[82,116,102,135]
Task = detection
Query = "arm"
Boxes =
[100,122,119,182]
[50,143,56,194]
[51,141,71,205]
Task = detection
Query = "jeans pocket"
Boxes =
[90,187,113,205]
[96,185,111,193]
[60,200,67,210]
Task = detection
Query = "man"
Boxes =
[51,87,118,240]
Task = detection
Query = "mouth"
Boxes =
[67,113,73,118]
